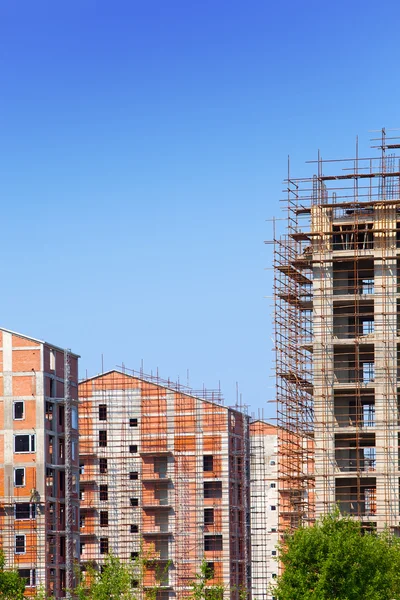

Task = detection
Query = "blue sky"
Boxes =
[1,1,400,417]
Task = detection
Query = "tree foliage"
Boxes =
[189,560,224,600]
[74,553,140,600]
[0,550,25,600]
[273,511,400,600]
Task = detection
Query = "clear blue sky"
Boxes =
[1,1,399,418]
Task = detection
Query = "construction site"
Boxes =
[0,327,80,598]
[78,368,255,600]
[0,323,278,600]
[273,128,400,533]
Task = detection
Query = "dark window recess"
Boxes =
[130,524,139,533]
[205,562,215,578]
[204,481,222,499]
[46,402,54,421]
[60,536,65,558]
[18,569,36,587]
[15,468,25,486]
[204,535,223,551]
[99,430,107,448]
[131,551,139,559]
[203,455,214,472]
[18,569,30,583]
[59,471,65,494]
[15,535,25,554]
[100,511,109,527]
[129,418,138,427]
[100,485,108,501]
[58,405,64,427]
[99,404,107,421]
[14,402,24,420]
[99,458,108,474]
[204,508,214,525]
[129,471,139,480]
[14,435,35,453]
[15,503,36,520]
[131,579,139,588]
[129,445,138,454]
[130,498,139,507]
[100,538,109,555]
[49,378,56,398]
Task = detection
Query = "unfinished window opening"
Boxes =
[100,538,109,554]
[58,405,64,427]
[204,481,222,499]
[203,455,214,472]
[14,434,35,453]
[204,535,223,552]
[100,511,109,527]
[363,362,375,383]
[100,485,108,501]
[15,535,26,554]
[15,503,36,520]
[13,402,24,420]
[14,468,25,487]
[204,508,214,525]
[18,569,36,588]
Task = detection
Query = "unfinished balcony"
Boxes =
[335,433,376,474]
[333,305,375,343]
[142,513,172,538]
[334,347,375,387]
[335,478,376,517]
[334,390,375,428]
[142,484,172,510]
[143,539,170,562]
[332,222,374,254]
[142,456,171,483]
[333,259,374,298]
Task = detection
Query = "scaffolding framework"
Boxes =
[78,368,251,600]
[273,129,400,532]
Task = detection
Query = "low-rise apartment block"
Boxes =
[78,369,251,600]
[0,327,79,597]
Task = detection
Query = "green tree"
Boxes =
[0,550,25,600]
[74,553,139,600]
[273,511,400,600]
[189,560,224,600]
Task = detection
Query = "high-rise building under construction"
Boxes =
[274,129,400,531]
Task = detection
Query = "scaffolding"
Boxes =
[249,416,277,600]
[272,128,400,532]
[78,368,251,600]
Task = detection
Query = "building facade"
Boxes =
[78,369,251,600]
[249,421,278,600]
[0,327,79,597]
[274,131,400,531]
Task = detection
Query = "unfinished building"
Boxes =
[78,369,251,600]
[249,420,279,600]
[0,327,79,597]
[273,129,400,531]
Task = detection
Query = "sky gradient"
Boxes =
[1,1,400,417]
